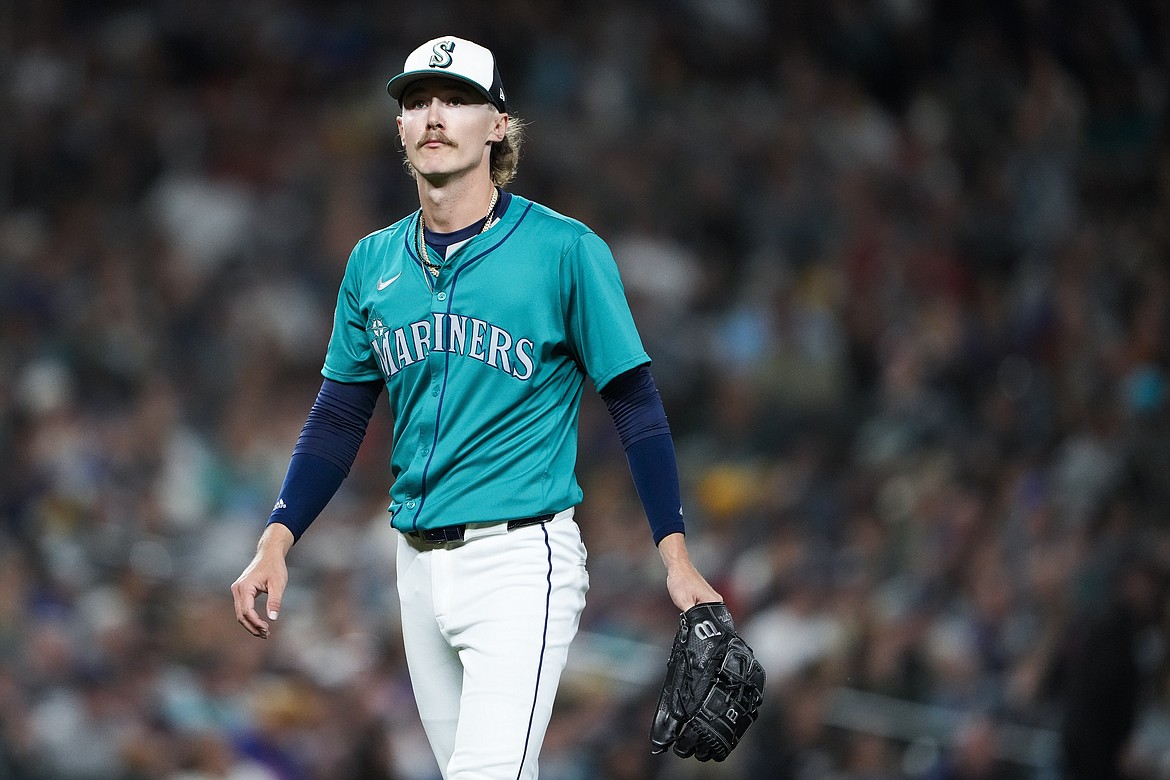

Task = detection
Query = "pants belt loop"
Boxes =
[506,513,554,531]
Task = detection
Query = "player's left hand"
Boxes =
[649,601,766,761]
[658,533,722,611]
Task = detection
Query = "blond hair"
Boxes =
[489,113,526,187]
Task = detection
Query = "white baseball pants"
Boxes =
[396,507,589,780]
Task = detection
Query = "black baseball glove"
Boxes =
[649,601,766,761]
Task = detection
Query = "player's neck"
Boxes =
[417,174,496,233]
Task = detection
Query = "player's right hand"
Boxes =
[231,524,294,639]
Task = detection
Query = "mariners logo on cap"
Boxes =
[429,40,455,69]
[388,35,508,113]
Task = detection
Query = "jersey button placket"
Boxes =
[418,340,442,507]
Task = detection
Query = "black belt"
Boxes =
[406,513,554,544]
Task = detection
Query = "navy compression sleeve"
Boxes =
[600,365,686,544]
[266,379,382,542]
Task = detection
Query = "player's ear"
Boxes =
[488,113,507,144]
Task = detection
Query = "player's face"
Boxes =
[397,79,507,184]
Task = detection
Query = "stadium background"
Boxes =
[2,0,1169,777]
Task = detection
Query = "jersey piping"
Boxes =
[405,201,535,530]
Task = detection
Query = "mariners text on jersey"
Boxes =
[369,312,536,381]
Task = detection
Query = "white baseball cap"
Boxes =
[386,36,507,112]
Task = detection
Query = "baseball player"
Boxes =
[231,35,721,779]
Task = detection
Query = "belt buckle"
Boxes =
[414,515,553,543]
[416,525,465,543]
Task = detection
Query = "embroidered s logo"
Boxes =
[429,40,456,69]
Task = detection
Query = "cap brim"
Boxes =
[386,71,503,111]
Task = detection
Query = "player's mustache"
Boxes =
[418,132,455,148]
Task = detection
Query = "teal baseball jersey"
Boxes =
[322,194,649,533]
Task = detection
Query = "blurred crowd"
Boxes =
[2,0,1170,778]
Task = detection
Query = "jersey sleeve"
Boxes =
[563,231,650,390]
[322,242,383,383]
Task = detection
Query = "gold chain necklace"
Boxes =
[418,187,499,278]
